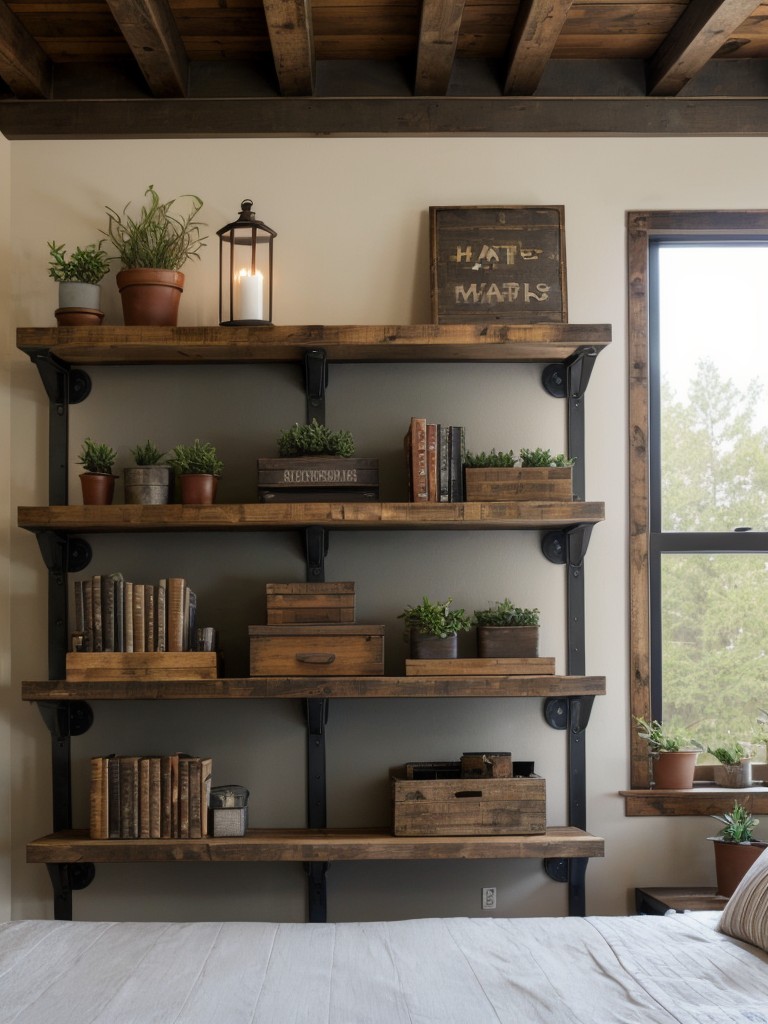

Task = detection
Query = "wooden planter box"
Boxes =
[257,457,379,502]
[464,467,572,502]
[477,625,540,659]
[391,767,546,836]
[249,624,384,676]
[266,582,355,624]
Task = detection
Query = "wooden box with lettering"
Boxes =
[266,582,356,625]
[391,767,546,836]
[249,624,384,676]
[257,458,379,502]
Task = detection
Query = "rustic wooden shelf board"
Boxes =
[17,501,606,534]
[17,324,611,366]
[621,788,768,816]
[27,827,605,864]
[22,675,606,701]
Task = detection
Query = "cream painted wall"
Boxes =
[0,132,11,920]
[8,136,768,922]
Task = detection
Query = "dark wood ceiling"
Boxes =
[2,0,768,138]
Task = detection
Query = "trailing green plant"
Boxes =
[277,419,355,458]
[130,440,167,466]
[167,439,223,477]
[711,801,760,843]
[77,438,117,475]
[708,743,747,766]
[473,599,540,627]
[463,448,517,468]
[48,240,110,284]
[104,184,206,271]
[398,596,472,640]
[518,447,574,468]
[634,716,699,755]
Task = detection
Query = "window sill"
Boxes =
[621,786,768,816]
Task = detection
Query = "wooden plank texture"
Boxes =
[414,0,466,95]
[504,0,574,95]
[263,0,315,95]
[26,826,605,863]
[404,657,555,676]
[622,788,768,815]
[66,652,218,682]
[105,0,189,96]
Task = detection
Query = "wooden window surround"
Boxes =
[625,210,768,816]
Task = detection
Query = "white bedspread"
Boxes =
[1,913,767,1023]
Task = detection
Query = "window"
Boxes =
[628,212,768,797]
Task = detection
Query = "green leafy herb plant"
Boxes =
[463,448,517,468]
[473,599,540,627]
[277,419,355,458]
[48,241,110,284]
[77,438,117,475]
[167,439,223,477]
[518,447,575,468]
[711,801,759,844]
[104,185,206,270]
[634,716,699,755]
[398,596,472,640]
[130,440,167,466]
[708,743,747,766]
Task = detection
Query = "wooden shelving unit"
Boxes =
[18,322,609,921]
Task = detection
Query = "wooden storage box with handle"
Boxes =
[249,624,384,676]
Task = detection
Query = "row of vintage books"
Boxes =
[73,574,197,654]
[89,753,213,840]
[404,417,466,502]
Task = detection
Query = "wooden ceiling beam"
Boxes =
[414,0,465,96]
[647,0,763,96]
[0,0,51,99]
[104,0,188,97]
[263,0,315,96]
[503,0,574,96]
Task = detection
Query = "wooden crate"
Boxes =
[66,652,218,682]
[391,768,546,836]
[249,624,384,676]
[266,582,355,624]
[464,467,572,502]
[257,458,379,502]
[405,657,554,676]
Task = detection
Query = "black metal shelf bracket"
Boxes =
[38,700,94,741]
[541,523,594,569]
[47,863,96,921]
[541,347,598,401]
[32,352,91,407]
[304,348,328,424]
[304,525,329,581]
[543,857,588,915]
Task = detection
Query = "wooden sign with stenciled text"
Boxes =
[429,206,568,324]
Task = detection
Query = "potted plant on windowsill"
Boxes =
[709,743,753,789]
[124,440,172,505]
[104,184,206,326]
[708,801,767,896]
[48,240,109,326]
[398,596,472,660]
[473,600,540,658]
[257,419,379,502]
[463,447,574,502]
[635,716,702,790]
[167,439,222,504]
[77,438,117,505]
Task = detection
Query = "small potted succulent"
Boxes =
[708,801,767,896]
[709,743,753,788]
[398,596,472,660]
[473,599,540,658]
[463,446,574,502]
[257,419,379,501]
[77,438,117,504]
[635,716,701,790]
[124,440,172,505]
[167,439,223,504]
[48,240,110,325]
[104,184,206,326]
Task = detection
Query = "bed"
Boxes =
[2,854,768,1024]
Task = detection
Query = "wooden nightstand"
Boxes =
[635,886,729,915]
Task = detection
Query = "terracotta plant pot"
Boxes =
[652,749,698,789]
[410,633,457,659]
[123,465,173,504]
[477,625,539,658]
[711,839,768,897]
[179,473,218,504]
[116,268,184,326]
[55,307,105,327]
[79,472,116,505]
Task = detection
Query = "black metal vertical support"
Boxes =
[304,348,328,425]
[31,354,92,506]
[304,525,329,921]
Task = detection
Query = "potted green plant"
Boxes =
[77,437,117,504]
[635,716,701,790]
[473,600,540,658]
[124,440,172,505]
[167,439,222,504]
[48,240,110,326]
[104,184,206,326]
[257,419,379,502]
[708,801,767,896]
[463,446,574,502]
[709,743,753,788]
[398,596,472,660]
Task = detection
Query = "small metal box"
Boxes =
[209,785,249,837]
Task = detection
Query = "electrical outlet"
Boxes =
[482,886,496,910]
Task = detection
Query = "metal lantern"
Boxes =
[218,200,276,325]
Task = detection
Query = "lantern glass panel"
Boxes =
[220,226,273,324]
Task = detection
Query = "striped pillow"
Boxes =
[718,846,768,952]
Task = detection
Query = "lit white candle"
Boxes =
[235,269,264,321]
